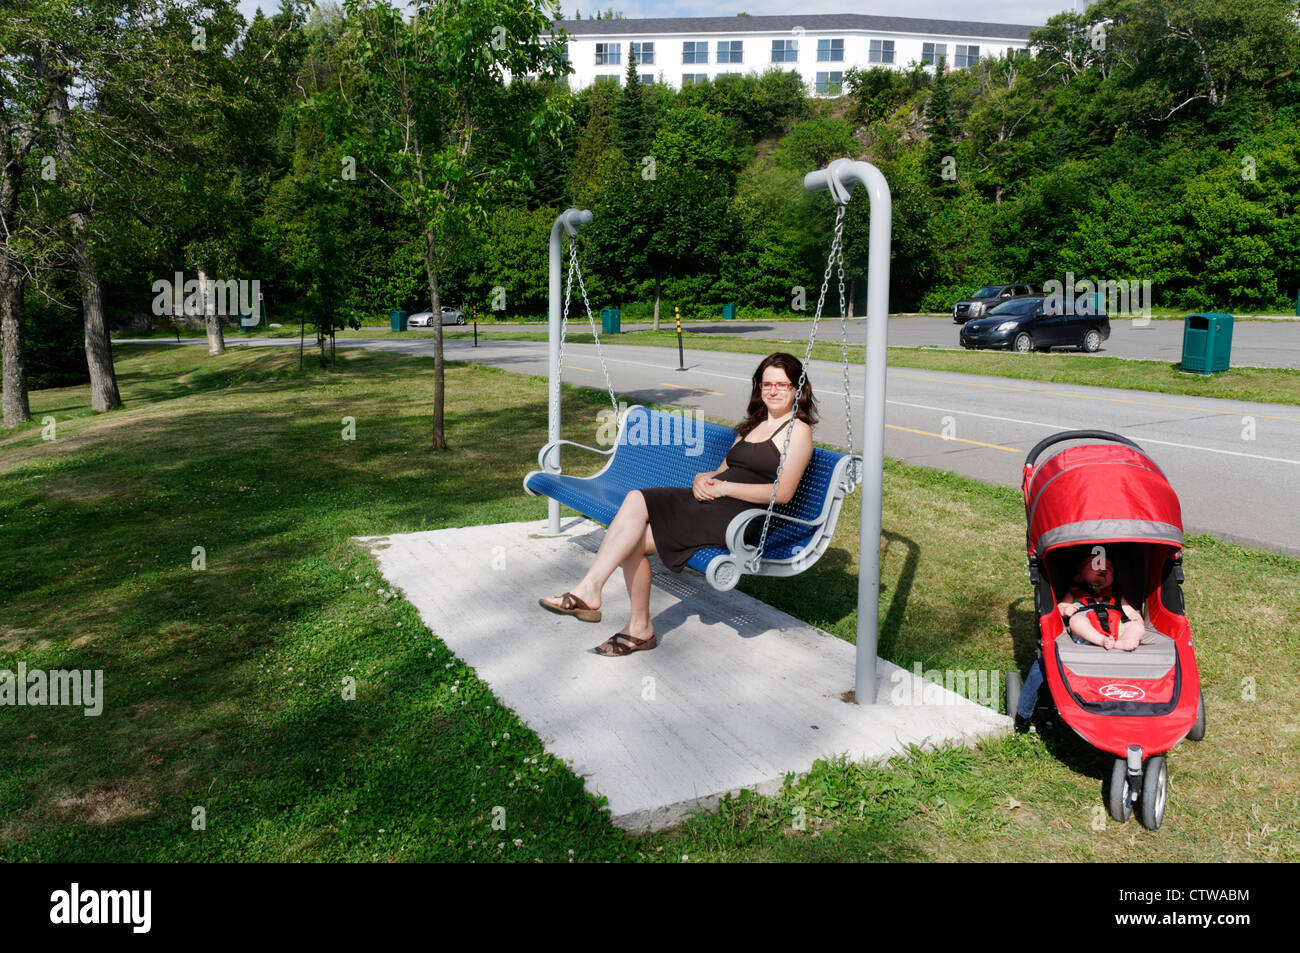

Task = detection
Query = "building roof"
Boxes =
[554,14,1037,41]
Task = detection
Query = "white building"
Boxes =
[552,13,1037,94]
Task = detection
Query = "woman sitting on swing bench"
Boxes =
[540,352,817,657]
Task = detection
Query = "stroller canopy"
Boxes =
[1023,432,1183,557]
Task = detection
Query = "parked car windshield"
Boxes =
[987,297,1041,315]
[970,286,1002,299]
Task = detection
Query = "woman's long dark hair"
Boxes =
[735,352,819,439]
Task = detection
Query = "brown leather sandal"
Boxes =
[594,631,657,656]
[538,592,601,623]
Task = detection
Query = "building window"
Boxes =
[717,40,743,64]
[1007,47,1030,59]
[594,74,621,87]
[682,41,708,64]
[922,42,947,67]
[771,39,797,63]
[631,41,654,66]
[815,71,843,95]
[868,39,894,64]
[639,73,654,85]
[681,73,708,86]
[954,44,980,68]
[818,38,844,62]
[595,42,621,66]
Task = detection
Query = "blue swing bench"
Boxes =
[524,405,857,591]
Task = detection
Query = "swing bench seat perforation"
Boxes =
[524,405,856,591]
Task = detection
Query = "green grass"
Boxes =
[2,344,1296,861]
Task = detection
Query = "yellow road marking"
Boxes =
[887,424,1020,452]
[891,372,1300,422]
[564,364,596,372]
[659,382,724,396]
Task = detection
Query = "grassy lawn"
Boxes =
[1,344,1295,861]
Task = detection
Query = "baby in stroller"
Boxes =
[1057,552,1145,652]
[1015,548,1145,723]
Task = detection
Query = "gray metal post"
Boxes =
[547,209,593,534]
[804,159,892,704]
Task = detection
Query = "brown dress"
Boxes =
[641,426,787,573]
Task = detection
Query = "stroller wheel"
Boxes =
[1139,756,1168,831]
[1107,758,1134,824]
[1187,693,1207,741]
[1005,670,1022,717]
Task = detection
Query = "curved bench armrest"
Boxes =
[723,507,823,556]
[537,438,616,473]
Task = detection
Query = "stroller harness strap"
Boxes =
[1075,594,1125,636]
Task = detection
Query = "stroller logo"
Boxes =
[1100,683,1145,701]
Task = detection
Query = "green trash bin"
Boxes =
[390,310,408,332]
[1181,312,1233,374]
[601,307,620,334]
[722,303,737,321]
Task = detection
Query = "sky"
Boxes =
[235,1,1088,30]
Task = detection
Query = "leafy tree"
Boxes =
[333,0,569,449]
[0,3,53,425]
[771,117,855,173]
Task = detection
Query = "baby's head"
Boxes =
[1076,554,1114,592]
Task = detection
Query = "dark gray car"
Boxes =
[959,297,1111,352]
[952,283,1039,324]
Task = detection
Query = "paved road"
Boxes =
[121,335,1300,556]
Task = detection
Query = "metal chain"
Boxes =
[565,237,619,417]
[558,243,573,389]
[834,212,860,486]
[747,204,849,572]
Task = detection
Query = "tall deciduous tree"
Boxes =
[0,8,50,426]
[334,0,569,449]
[21,0,254,410]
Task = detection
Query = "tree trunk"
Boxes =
[1,263,31,427]
[49,82,120,410]
[1,81,41,428]
[71,221,122,411]
[653,276,661,331]
[424,227,447,450]
[200,269,225,356]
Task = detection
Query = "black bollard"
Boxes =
[676,307,685,371]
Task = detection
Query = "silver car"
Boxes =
[409,306,465,327]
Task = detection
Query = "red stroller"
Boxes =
[1010,431,1206,830]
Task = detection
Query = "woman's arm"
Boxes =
[710,424,814,505]
[693,436,740,499]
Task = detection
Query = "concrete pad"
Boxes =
[356,518,1010,832]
